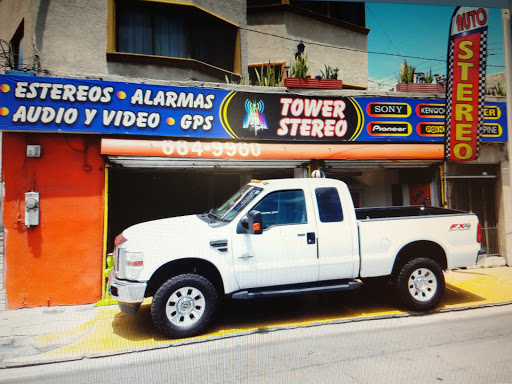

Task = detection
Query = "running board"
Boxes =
[231,280,362,300]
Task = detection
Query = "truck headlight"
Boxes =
[125,251,144,280]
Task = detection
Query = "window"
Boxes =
[210,185,263,223]
[115,1,239,72]
[247,1,366,27]
[253,190,307,229]
[315,187,343,222]
[11,20,24,70]
[247,0,282,5]
[290,1,365,26]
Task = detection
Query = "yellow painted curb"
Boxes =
[12,267,512,363]
[30,320,95,349]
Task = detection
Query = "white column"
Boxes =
[502,3,512,265]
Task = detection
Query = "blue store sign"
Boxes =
[0,74,507,143]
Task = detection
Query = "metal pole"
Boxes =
[502,2,512,265]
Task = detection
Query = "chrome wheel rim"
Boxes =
[166,286,206,327]
[408,268,437,302]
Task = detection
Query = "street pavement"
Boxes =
[0,263,511,369]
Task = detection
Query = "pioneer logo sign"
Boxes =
[368,122,411,136]
[445,7,488,161]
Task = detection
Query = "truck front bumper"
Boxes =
[109,269,147,315]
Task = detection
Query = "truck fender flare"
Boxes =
[145,258,225,298]
[391,240,447,279]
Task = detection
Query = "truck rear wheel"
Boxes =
[151,274,218,339]
[396,258,445,311]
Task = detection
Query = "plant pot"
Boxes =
[284,78,343,90]
[396,83,446,93]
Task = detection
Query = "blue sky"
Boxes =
[365,3,506,90]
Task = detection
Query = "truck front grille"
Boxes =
[114,248,119,272]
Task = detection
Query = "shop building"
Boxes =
[0,0,509,310]
[246,1,368,88]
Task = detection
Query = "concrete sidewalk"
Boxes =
[0,265,511,369]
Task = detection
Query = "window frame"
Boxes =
[107,0,242,78]
[315,187,344,223]
[251,189,308,230]
[10,20,24,70]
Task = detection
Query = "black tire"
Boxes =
[151,274,218,339]
[395,258,445,311]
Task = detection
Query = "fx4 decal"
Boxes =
[449,223,471,231]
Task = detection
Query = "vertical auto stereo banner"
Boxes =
[445,7,488,161]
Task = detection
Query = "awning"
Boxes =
[101,138,444,169]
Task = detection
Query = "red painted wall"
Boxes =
[2,133,105,308]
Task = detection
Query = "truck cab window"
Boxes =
[315,187,344,222]
[253,190,307,229]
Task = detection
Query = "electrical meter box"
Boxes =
[25,191,39,227]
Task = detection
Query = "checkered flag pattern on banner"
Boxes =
[445,39,455,160]
[476,30,488,157]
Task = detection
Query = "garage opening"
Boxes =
[106,167,294,251]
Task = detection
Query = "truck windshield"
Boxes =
[210,185,263,223]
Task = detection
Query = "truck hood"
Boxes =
[123,215,211,241]
[119,214,231,282]
[122,214,213,248]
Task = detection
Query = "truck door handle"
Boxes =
[307,232,316,244]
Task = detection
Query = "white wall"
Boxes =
[0,0,36,72]
[247,9,368,88]
[0,0,248,82]
[498,160,511,266]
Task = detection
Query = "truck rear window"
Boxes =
[315,187,343,222]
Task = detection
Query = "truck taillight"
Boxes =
[477,222,482,243]
[115,234,127,247]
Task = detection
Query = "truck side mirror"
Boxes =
[247,210,263,235]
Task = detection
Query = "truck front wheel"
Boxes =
[151,274,218,339]
[396,258,445,311]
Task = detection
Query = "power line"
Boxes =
[366,4,402,57]
[243,26,504,68]
[373,54,447,83]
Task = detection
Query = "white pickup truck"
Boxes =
[109,178,484,338]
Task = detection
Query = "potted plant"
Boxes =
[396,61,446,93]
[254,63,283,87]
[284,58,343,89]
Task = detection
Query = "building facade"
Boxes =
[0,0,509,310]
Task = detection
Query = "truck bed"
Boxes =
[355,205,466,220]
